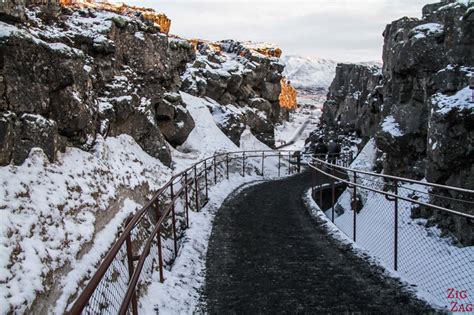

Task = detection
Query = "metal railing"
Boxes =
[308,156,474,304]
[68,150,303,314]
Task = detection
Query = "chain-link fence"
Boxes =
[309,156,474,305]
[68,150,301,314]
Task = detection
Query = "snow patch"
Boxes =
[432,86,473,114]
[381,115,403,137]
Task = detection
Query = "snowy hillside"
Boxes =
[281,55,338,91]
[281,55,382,93]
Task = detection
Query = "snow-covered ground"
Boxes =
[0,88,278,313]
[0,135,172,313]
[319,139,474,309]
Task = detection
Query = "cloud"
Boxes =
[126,0,432,62]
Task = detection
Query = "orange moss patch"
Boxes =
[59,0,171,34]
[254,47,282,58]
[279,78,297,110]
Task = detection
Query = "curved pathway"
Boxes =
[203,171,433,313]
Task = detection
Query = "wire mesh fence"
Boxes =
[309,156,474,305]
[68,150,300,314]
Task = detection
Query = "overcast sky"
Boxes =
[127,0,433,62]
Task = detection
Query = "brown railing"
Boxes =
[308,157,474,304]
[68,150,305,314]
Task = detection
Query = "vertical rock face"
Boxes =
[0,5,195,166]
[181,40,286,147]
[320,0,474,244]
[321,63,383,139]
[377,0,473,181]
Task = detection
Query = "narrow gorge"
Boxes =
[0,0,472,313]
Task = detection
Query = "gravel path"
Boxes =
[203,171,434,314]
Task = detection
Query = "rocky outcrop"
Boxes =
[321,63,383,139]
[59,0,172,34]
[0,4,194,166]
[319,0,474,245]
[181,40,286,147]
[375,0,473,180]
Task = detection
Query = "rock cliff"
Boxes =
[0,4,294,165]
[181,39,287,146]
[0,4,194,167]
[319,0,474,244]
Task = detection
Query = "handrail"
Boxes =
[307,153,473,304]
[68,149,303,314]
[309,156,474,195]
[68,149,472,313]
[307,159,474,219]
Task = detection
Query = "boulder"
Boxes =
[12,114,59,165]
[157,105,195,146]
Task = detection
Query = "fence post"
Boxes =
[331,167,335,222]
[319,166,323,206]
[297,152,301,173]
[352,171,357,241]
[226,153,229,179]
[204,160,209,200]
[394,179,399,271]
[170,181,178,256]
[288,151,291,175]
[213,156,217,184]
[261,152,265,176]
[278,152,281,177]
[184,172,189,228]
[125,218,138,315]
[156,229,164,283]
[194,165,199,210]
[242,152,245,177]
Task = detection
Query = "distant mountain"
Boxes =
[281,55,338,92]
[281,55,382,92]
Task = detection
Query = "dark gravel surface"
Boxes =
[203,171,436,314]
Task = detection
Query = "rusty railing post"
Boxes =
[156,228,164,283]
[204,160,209,200]
[194,165,199,210]
[319,162,323,206]
[226,153,229,179]
[331,167,335,222]
[297,152,301,173]
[170,181,178,256]
[261,151,265,176]
[125,218,138,315]
[394,179,399,271]
[288,151,291,175]
[213,155,217,184]
[278,152,281,177]
[242,152,245,177]
[353,171,357,241]
[153,203,164,283]
[184,172,189,228]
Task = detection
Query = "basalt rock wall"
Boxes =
[0,5,195,166]
[320,0,474,245]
